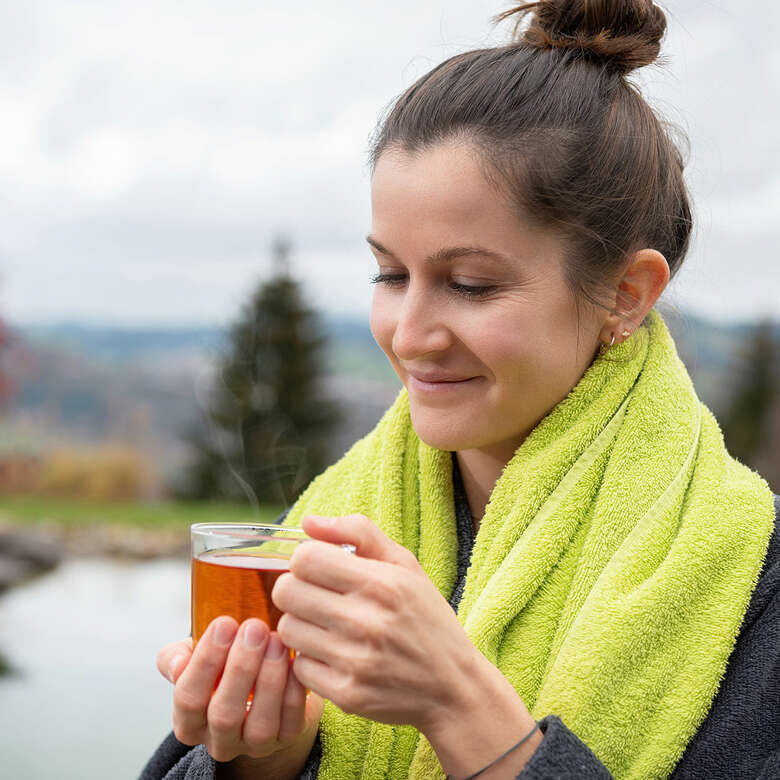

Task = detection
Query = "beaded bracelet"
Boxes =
[446,720,541,780]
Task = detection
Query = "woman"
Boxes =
[142,1,779,778]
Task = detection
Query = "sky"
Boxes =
[0,0,778,328]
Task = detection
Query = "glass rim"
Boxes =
[190,522,309,540]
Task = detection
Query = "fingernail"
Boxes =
[266,634,286,659]
[243,621,267,650]
[213,619,237,647]
[168,654,185,682]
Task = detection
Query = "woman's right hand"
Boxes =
[156,616,323,768]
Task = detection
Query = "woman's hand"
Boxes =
[155,617,323,767]
[272,514,482,735]
[273,515,543,778]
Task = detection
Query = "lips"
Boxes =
[404,368,480,397]
[406,370,473,383]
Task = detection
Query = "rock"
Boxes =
[60,524,189,559]
[0,529,61,569]
[0,556,38,594]
[0,528,63,594]
[0,521,190,597]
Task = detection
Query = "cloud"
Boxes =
[0,0,778,325]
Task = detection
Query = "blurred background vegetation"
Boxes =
[0,237,405,549]
[1,244,777,530]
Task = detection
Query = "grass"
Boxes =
[0,495,284,530]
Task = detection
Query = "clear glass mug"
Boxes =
[190,523,356,646]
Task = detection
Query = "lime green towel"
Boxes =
[283,310,774,779]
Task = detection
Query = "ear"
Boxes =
[598,249,670,346]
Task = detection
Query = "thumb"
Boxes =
[301,514,416,567]
[156,638,193,684]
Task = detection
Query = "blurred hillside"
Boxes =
[0,317,399,496]
[1,309,777,497]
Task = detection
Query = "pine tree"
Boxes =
[720,320,778,467]
[180,238,342,506]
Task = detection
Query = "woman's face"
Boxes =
[369,141,604,462]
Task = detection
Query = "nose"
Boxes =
[390,281,452,360]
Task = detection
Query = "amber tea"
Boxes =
[191,552,291,643]
[190,523,310,647]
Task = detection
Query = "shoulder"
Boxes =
[740,494,780,631]
[671,496,780,776]
[756,493,779,577]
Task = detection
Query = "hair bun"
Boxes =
[496,0,667,73]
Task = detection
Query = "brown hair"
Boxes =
[368,0,692,316]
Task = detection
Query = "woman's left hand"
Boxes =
[271,513,481,734]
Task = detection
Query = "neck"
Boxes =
[455,447,515,531]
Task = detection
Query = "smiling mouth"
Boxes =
[407,375,478,392]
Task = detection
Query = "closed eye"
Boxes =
[449,281,498,298]
[370,272,406,287]
[370,272,498,299]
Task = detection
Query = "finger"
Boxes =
[292,653,340,704]
[206,619,269,753]
[301,514,417,568]
[170,652,190,684]
[277,613,346,668]
[272,568,354,627]
[287,540,388,594]
[156,638,193,683]
[305,691,326,725]
[242,633,290,747]
[277,665,306,741]
[173,617,238,744]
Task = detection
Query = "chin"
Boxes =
[409,413,477,452]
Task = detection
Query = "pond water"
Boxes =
[0,557,190,779]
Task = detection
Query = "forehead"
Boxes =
[370,141,555,259]
[372,142,504,224]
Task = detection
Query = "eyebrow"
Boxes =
[365,235,514,266]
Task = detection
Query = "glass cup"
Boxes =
[190,522,356,647]
[190,523,309,646]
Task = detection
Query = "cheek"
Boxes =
[478,312,582,397]
[465,306,539,373]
